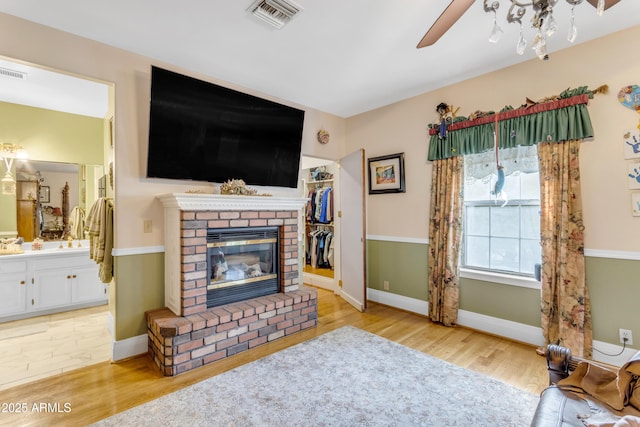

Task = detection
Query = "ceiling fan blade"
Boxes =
[586,0,622,10]
[417,0,475,49]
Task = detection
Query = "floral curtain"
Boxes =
[427,156,463,326]
[538,140,592,358]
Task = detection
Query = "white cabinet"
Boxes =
[0,261,28,317]
[72,266,107,303]
[0,248,107,321]
[31,269,73,310]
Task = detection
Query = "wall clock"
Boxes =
[317,129,330,145]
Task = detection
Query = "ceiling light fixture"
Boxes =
[483,0,610,60]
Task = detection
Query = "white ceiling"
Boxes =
[0,0,639,118]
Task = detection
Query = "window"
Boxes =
[463,146,541,277]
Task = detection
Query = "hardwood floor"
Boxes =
[0,287,549,427]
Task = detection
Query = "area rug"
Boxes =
[93,326,538,426]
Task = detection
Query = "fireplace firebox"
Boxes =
[206,226,280,307]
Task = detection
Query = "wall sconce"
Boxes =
[1,143,29,195]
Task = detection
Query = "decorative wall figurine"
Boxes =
[435,102,459,140]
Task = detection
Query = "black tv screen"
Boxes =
[147,66,305,188]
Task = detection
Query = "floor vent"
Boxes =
[0,67,27,80]
[248,0,303,29]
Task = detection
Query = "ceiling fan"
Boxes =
[416,0,622,48]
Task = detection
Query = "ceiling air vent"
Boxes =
[248,0,303,29]
[0,67,27,80]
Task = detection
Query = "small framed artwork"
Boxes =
[623,130,640,159]
[632,193,640,217]
[629,164,640,189]
[39,186,50,203]
[368,152,406,194]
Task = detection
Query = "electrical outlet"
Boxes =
[619,328,633,346]
[143,219,153,233]
[383,280,389,291]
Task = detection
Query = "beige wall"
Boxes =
[348,26,640,253]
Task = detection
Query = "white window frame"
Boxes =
[461,179,541,289]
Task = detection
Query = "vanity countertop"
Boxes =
[0,240,90,259]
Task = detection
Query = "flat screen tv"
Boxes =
[147,66,305,188]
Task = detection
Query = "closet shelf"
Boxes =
[307,179,334,185]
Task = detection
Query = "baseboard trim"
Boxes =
[456,309,545,348]
[590,340,639,367]
[302,272,337,291]
[112,334,148,361]
[367,288,428,316]
[340,289,364,312]
[367,289,634,366]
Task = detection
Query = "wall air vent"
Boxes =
[0,67,27,80]
[248,0,303,29]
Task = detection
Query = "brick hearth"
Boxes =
[147,288,317,376]
[149,194,316,376]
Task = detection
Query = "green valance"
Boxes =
[427,90,597,161]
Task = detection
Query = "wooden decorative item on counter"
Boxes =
[62,182,70,240]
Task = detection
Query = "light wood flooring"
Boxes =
[0,305,111,391]
[0,287,549,427]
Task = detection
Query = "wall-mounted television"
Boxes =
[146,66,305,188]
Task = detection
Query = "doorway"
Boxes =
[301,150,367,312]
[301,156,337,291]
[0,56,113,389]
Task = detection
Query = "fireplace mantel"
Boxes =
[158,193,308,316]
[157,193,308,212]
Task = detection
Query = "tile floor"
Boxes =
[0,304,111,390]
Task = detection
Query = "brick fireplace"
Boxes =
[146,193,317,376]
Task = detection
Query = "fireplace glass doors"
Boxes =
[206,226,280,307]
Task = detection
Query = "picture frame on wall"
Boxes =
[623,130,640,159]
[632,193,640,217]
[39,186,50,203]
[629,163,640,189]
[367,152,405,194]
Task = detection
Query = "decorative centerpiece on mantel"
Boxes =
[219,179,271,197]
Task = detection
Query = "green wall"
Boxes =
[367,240,428,300]
[113,252,164,340]
[0,101,104,165]
[366,239,640,347]
[585,257,640,345]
